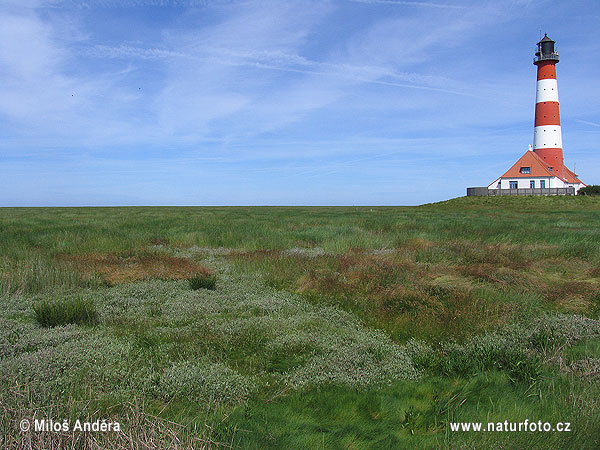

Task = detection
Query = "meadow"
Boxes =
[1,196,600,449]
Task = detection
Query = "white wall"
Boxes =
[487,178,501,189]
[488,177,564,189]
[548,177,564,188]
[487,177,583,192]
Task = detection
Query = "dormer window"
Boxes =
[520,167,531,174]
[548,167,553,171]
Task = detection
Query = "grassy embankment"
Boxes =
[1,196,600,449]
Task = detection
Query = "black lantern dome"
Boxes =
[534,33,559,64]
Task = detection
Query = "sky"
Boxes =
[1,0,599,206]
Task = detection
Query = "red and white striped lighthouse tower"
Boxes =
[481,34,585,195]
[533,34,564,177]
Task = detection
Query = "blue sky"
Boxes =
[1,0,599,206]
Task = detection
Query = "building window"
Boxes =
[548,167,553,171]
[520,167,531,174]
[540,180,546,188]
[510,181,518,189]
[530,180,535,188]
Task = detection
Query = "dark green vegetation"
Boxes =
[578,185,600,196]
[188,272,217,290]
[33,296,99,327]
[1,196,600,449]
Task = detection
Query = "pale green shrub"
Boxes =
[404,313,600,381]
[150,360,255,405]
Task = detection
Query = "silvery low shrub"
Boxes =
[0,319,85,360]
[266,311,420,388]
[146,360,255,406]
[525,314,600,352]
[403,313,600,381]
[0,331,134,404]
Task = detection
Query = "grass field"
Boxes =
[1,196,600,449]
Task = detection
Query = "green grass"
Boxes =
[223,371,600,450]
[33,296,99,327]
[188,272,217,290]
[2,197,600,449]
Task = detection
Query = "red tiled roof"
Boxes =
[562,165,586,186]
[500,150,554,178]
[499,150,584,185]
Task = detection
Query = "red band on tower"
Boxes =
[536,61,557,80]
[534,102,560,126]
[532,148,564,173]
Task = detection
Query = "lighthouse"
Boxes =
[533,34,564,177]
[478,34,585,196]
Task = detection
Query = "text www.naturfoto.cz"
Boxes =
[450,420,571,432]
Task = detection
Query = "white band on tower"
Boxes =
[535,79,559,103]
[533,125,563,149]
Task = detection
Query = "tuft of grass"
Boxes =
[188,273,217,290]
[33,296,99,328]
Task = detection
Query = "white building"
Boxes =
[488,145,584,192]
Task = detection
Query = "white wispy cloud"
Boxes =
[347,0,467,9]
[0,0,527,151]
[575,119,600,128]
[91,43,457,89]
[28,0,243,8]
